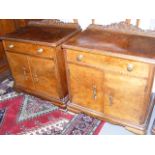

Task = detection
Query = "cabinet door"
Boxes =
[68,64,104,113]
[104,72,149,124]
[29,57,59,99]
[6,52,34,89]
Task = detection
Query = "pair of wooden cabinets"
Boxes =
[2,20,155,134]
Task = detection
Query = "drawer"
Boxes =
[66,49,150,78]
[3,40,55,59]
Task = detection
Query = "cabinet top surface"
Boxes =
[63,24,155,62]
[1,25,80,46]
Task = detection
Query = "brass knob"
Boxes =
[8,44,14,48]
[76,54,84,61]
[37,48,44,53]
[127,64,134,72]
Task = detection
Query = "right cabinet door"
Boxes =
[103,72,150,125]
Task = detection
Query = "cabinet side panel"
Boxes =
[141,65,155,123]
[55,46,68,98]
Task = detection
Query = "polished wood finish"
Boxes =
[0,20,16,36]
[29,57,59,98]
[0,19,34,81]
[2,19,81,107]
[2,20,81,47]
[3,40,55,59]
[66,49,150,78]
[63,23,155,134]
[68,64,105,113]
[63,26,155,61]
[14,19,29,29]
[6,52,34,90]
[0,20,16,80]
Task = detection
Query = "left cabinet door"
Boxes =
[6,52,34,90]
[29,57,59,99]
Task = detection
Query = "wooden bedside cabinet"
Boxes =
[63,22,155,134]
[1,19,81,108]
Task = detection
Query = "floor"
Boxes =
[0,76,154,135]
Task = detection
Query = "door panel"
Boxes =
[104,72,148,124]
[29,57,59,99]
[68,64,104,113]
[6,52,34,90]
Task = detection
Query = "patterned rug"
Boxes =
[0,77,19,101]
[0,77,105,135]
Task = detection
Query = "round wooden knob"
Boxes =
[127,64,134,72]
[37,48,44,53]
[76,54,84,61]
[8,44,14,48]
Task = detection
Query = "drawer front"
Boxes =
[66,49,150,78]
[3,40,54,59]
